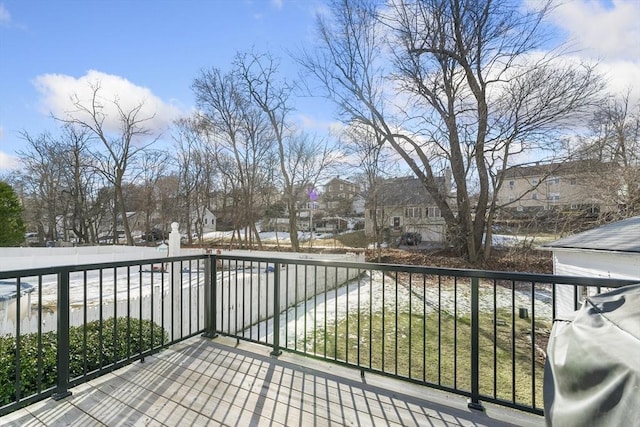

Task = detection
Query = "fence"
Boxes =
[0,252,636,417]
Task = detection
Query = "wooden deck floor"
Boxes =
[1,336,544,426]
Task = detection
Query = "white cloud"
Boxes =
[33,70,183,137]
[548,0,640,61]
[523,0,640,104]
[0,4,10,25]
[295,113,343,134]
[598,59,640,103]
[0,151,19,171]
[271,0,283,9]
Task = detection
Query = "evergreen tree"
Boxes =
[0,181,26,246]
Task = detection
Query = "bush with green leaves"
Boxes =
[0,318,167,406]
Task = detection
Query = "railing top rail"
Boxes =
[0,253,206,279]
[0,252,636,289]
[212,253,637,288]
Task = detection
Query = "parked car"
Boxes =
[399,232,422,246]
[142,228,168,242]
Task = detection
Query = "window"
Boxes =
[532,178,539,185]
[328,185,333,192]
[339,184,344,190]
[570,178,577,185]
[405,207,421,218]
[548,192,560,201]
[204,218,208,225]
[570,204,579,210]
[532,192,538,200]
[427,207,441,217]
[509,180,515,189]
[508,195,515,202]
[549,176,560,185]
[393,217,400,227]
[517,206,524,212]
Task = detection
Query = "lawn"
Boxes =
[303,307,549,409]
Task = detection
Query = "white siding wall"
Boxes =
[552,250,640,316]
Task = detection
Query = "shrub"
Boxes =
[0,318,167,406]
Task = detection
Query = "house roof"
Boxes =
[369,176,441,206]
[542,216,640,253]
[498,159,615,179]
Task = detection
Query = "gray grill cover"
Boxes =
[544,283,640,426]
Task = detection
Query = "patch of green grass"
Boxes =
[305,308,549,408]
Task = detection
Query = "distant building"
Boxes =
[322,177,363,217]
[192,207,216,234]
[496,160,618,216]
[365,173,450,243]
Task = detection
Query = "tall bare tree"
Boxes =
[133,149,169,239]
[341,122,398,260]
[58,81,159,245]
[56,124,98,243]
[17,131,64,242]
[173,117,205,244]
[193,67,275,249]
[235,51,337,251]
[300,0,604,262]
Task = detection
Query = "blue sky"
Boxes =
[0,0,333,170]
[1,0,639,172]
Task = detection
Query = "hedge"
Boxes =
[0,318,167,406]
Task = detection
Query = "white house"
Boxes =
[192,207,216,234]
[541,216,640,315]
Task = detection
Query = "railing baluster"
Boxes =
[203,253,217,338]
[271,262,281,356]
[467,277,484,411]
[15,278,21,403]
[53,268,71,401]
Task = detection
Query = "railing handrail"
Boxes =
[2,252,636,289]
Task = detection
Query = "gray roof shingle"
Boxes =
[542,216,640,253]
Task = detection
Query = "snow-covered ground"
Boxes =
[242,270,552,348]
[200,229,343,244]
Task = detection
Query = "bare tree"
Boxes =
[56,125,99,243]
[193,67,275,249]
[156,174,181,235]
[341,122,398,261]
[235,51,337,251]
[133,149,169,239]
[300,0,604,262]
[58,81,159,245]
[576,91,640,217]
[173,117,204,243]
[17,131,65,242]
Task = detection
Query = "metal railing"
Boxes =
[0,254,208,416]
[0,252,635,417]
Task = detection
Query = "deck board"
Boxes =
[1,336,544,426]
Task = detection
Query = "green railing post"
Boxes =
[52,268,72,401]
[270,262,282,356]
[468,277,485,411]
[203,253,218,338]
